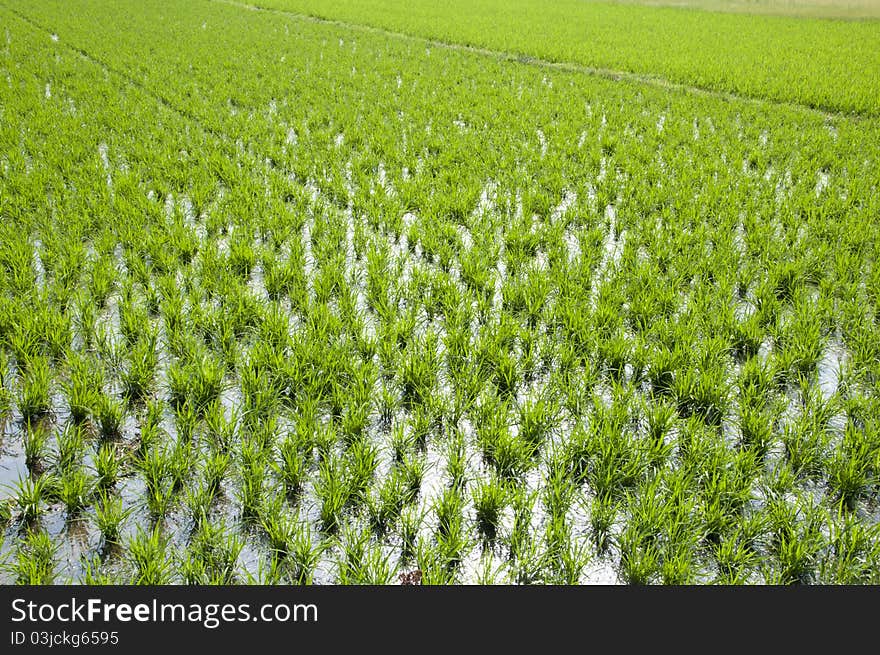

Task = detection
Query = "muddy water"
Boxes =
[0,416,27,493]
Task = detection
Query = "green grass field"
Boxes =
[0,0,878,584]
[253,0,880,115]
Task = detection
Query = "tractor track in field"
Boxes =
[211,0,859,122]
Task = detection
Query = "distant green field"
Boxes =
[617,0,880,19]
[254,0,880,115]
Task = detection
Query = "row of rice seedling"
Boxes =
[249,0,880,115]
[0,0,877,584]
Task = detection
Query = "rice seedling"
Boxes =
[17,355,51,421]
[658,546,697,586]
[168,351,226,414]
[646,398,677,444]
[59,467,94,515]
[731,316,764,363]
[203,448,231,498]
[473,549,510,584]
[239,358,283,421]
[54,423,85,475]
[288,522,325,585]
[617,529,661,585]
[94,492,131,544]
[377,382,399,429]
[336,523,394,584]
[22,419,51,472]
[518,393,558,453]
[820,509,880,584]
[738,402,776,459]
[0,352,11,417]
[346,436,379,504]
[79,555,119,585]
[12,528,58,585]
[314,453,349,533]
[446,432,468,489]
[136,402,165,458]
[414,537,458,585]
[137,442,175,519]
[389,423,414,463]
[433,485,465,540]
[204,400,237,454]
[94,441,121,489]
[168,437,194,492]
[145,479,175,520]
[587,493,618,553]
[89,256,116,309]
[95,325,127,373]
[184,480,215,527]
[181,519,243,584]
[399,334,439,409]
[72,292,98,350]
[713,533,762,584]
[408,404,434,451]
[399,451,426,498]
[13,474,53,524]
[508,485,543,579]
[674,364,730,428]
[127,525,172,584]
[398,505,424,562]
[510,531,547,585]
[119,295,152,348]
[7,327,39,373]
[64,352,102,423]
[244,549,285,585]
[259,495,296,556]
[487,425,536,481]
[588,423,649,502]
[312,422,338,462]
[121,335,158,402]
[826,422,876,511]
[774,294,827,378]
[94,391,126,440]
[367,467,414,535]
[546,535,591,585]
[763,494,825,584]
[237,438,269,522]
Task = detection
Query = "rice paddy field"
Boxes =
[0,0,878,585]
